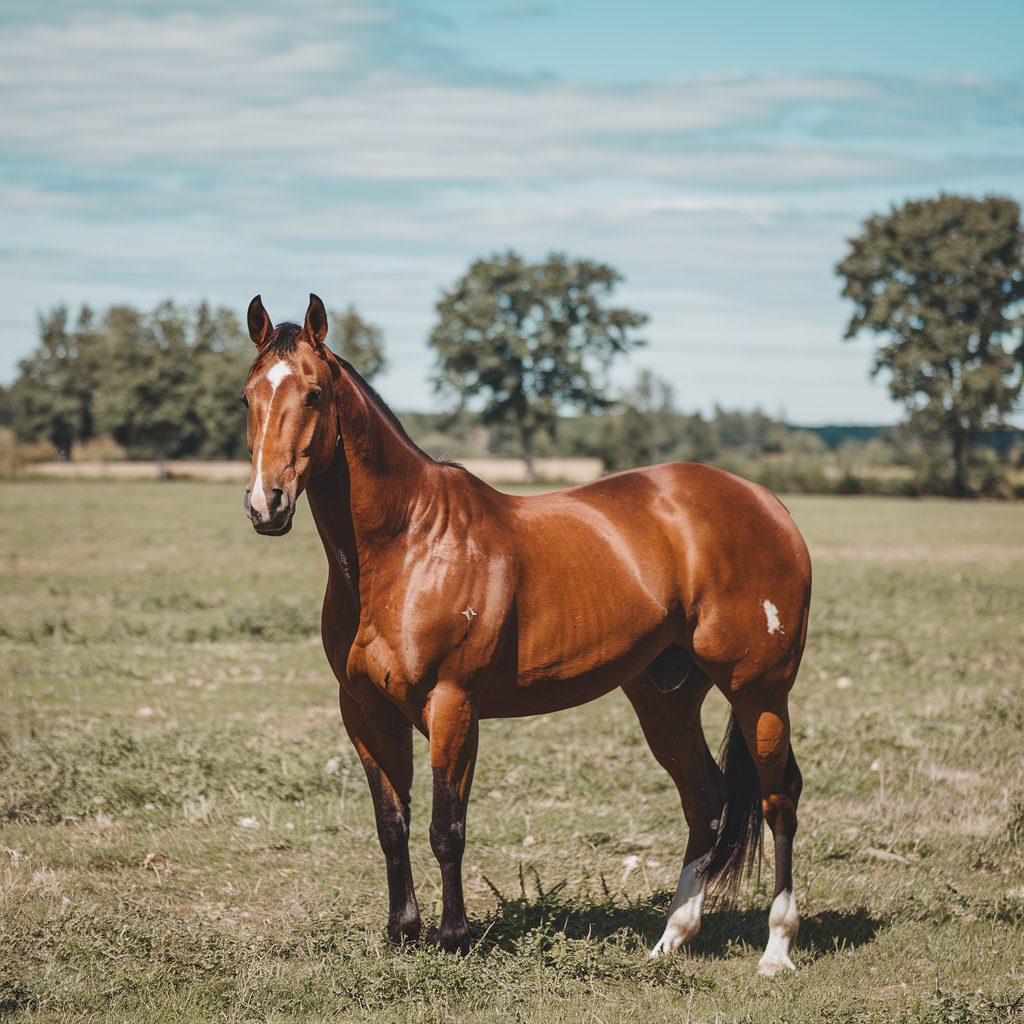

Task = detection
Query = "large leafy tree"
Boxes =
[836,194,1024,495]
[428,251,648,480]
[93,303,203,464]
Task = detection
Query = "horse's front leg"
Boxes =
[339,689,421,944]
[425,681,479,953]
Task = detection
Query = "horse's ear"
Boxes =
[305,293,328,351]
[247,295,273,349]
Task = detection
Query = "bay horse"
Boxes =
[241,294,811,976]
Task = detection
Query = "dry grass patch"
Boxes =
[2,485,1024,1021]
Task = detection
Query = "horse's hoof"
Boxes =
[650,905,702,958]
[439,931,471,955]
[387,910,422,946]
[387,925,421,947]
[425,924,471,955]
[756,955,796,977]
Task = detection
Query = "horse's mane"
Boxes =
[335,355,464,471]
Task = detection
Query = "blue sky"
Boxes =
[2,0,1023,423]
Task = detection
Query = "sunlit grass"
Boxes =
[2,483,1023,1021]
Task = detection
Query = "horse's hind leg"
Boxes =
[729,693,803,976]
[339,689,421,944]
[622,672,726,957]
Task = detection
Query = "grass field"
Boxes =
[2,481,1024,1022]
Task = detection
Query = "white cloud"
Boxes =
[1,1,1022,423]
[3,9,1021,185]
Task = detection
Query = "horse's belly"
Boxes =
[477,661,633,718]
[476,606,670,718]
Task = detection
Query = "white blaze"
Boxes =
[763,599,784,635]
[250,361,292,518]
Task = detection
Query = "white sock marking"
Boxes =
[763,599,784,635]
[250,361,292,518]
[757,889,799,976]
[650,853,709,958]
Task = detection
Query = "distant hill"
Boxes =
[797,424,1022,455]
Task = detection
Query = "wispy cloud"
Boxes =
[3,8,1021,183]
[1,1,1021,422]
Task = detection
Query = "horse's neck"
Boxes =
[306,442,360,600]
[324,360,437,556]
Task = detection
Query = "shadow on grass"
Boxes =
[474,875,884,964]
[693,904,884,961]
[475,878,670,953]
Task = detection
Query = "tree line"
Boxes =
[0,302,387,462]
[2,192,1022,495]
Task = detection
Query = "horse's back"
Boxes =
[511,461,808,588]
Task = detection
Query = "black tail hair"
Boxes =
[697,710,763,901]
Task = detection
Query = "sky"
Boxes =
[1,0,1023,424]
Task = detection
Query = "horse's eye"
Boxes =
[306,387,322,407]
[240,393,249,409]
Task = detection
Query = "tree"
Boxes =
[11,299,251,464]
[592,370,716,473]
[836,194,1024,495]
[94,301,250,463]
[93,303,200,467]
[428,250,648,480]
[328,306,388,382]
[11,306,107,455]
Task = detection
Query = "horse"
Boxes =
[241,293,811,976]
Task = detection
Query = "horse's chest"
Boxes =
[349,627,440,719]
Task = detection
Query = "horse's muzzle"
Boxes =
[244,487,294,535]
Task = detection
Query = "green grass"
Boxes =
[2,482,1024,1022]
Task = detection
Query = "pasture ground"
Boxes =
[1,481,1023,1023]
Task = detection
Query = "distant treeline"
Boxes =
[2,300,1022,497]
[0,302,252,461]
[403,371,1024,498]
[0,300,387,464]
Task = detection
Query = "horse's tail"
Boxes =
[698,710,763,900]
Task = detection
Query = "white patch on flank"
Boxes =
[650,852,709,958]
[757,889,799,976]
[462,605,477,624]
[763,599,784,635]
[250,361,292,519]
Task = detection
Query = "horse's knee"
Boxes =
[429,819,466,864]
[378,806,410,857]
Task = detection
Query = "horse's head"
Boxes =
[242,293,339,535]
